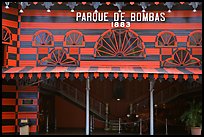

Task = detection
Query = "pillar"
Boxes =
[105,103,109,131]
[150,79,155,135]
[86,77,90,135]
[129,104,133,115]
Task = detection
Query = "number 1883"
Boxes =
[111,22,131,28]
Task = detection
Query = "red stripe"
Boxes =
[18,113,38,119]
[2,99,16,105]
[141,68,157,73]
[69,48,79,54]
[27,67,47,73]
[18,86,38,92]
[38,48,49,54]
[2,126,15,133]
[8,46,17,54]
[2,85,16,92]
[20,35,189,43]
[163,68,184,74]
[2,7,18,15]
[145,48,160,55]
[191,48,202,55]
[8,59,17,67]
[80,48,94,54]
[2,19,18,28]
[29,125,37,132]
[185,68,202,74]
[80,61,160,67]
[177,36,188,42]
[20,48,37,54]
[19,61,36,67]
[84,35,100,42]
[2,112,16,119]
[51,67,68,72]
[161,48,172,55]
[21,22,201,30]
[21,10,202,17]
[12,34,17,41]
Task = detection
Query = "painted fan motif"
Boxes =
[64,30,85,46]
[94,28,145,57]
[187,30,202,47]
[163,49,201,67]
[39,48,77,66]
[33,30,53,46]
[2,26,12,45]
[156,31,177,47]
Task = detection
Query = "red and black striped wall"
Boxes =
[2,4,18,67]
[2,3,202,68]
[16,86,39,134]
[2,81,17,134]
[2,79,39,135]
[17,5,202,68]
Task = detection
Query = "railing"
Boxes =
[132,81,201,112]
[41,79,106,120]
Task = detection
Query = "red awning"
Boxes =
[2,66,202,81]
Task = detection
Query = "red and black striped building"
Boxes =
[2,2,202,135]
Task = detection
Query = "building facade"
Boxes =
[2,2,202,135]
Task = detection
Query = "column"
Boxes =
[86,77,90,135]
[129,104,133,115]
[150,79,155,135]
[105,103,109,131]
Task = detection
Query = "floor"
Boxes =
[39,129,141,135]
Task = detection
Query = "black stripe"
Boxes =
[18,92,38,99]
[112,67,120,72]
[38,54,48,60]
[155,68,168,74]
[2,105,16,112]
[8,53,17,60]
[162,55,172,61]
[19,66,34,73]
[18,105,37,112]
[2,12,18,22]
[2,119,16,126]
[20,29,197,36]
[20,54,37,60]
[193,55,202,60]
[20,41,188,49]
[67,66,77,71]
[2,92,16,98]
[177,68,194,74]
[20,3,202,11]
[21,16,202,23]
[133,67,144,73]
[81,55,160,61]
[89,66,98,72]
[42,67,56,72]
[2,26,17,34]
[2,79,16,85]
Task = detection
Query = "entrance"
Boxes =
[37,76,202,135]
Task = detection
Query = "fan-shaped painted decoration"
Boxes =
[155,31,177,47]
[32,30,54,46]
[63,30,85,47]
[2,26,12,45]
[39,48,78,66]
[187,30,202,47]
[163,49,201,67]
[94,28,145,58]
